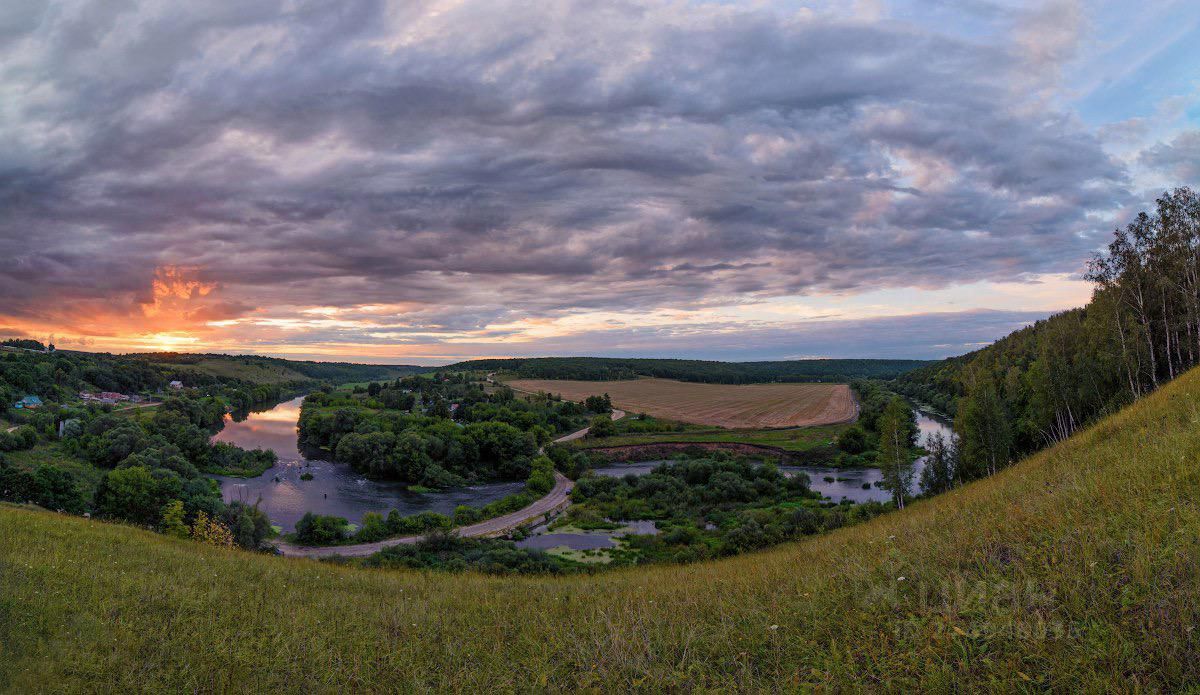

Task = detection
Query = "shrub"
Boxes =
[453,505,482,526]
[525,456,556,496]
[294,512,350,544]
[355,512,390,542]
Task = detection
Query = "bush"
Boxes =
[294,512,350,544]
[0,458,88,514]
[0,426,37,452]
[525,456,556,496]
[588,415,617,438]
[95,466,178,525]
[453,505,482,526]
[836,426,868,454]
[355,512,390,542]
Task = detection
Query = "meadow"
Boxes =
[570,422,844,454]
[507,377,857,428]
[3,366,1199,691]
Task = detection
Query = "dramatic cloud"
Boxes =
[0,0,1193,361]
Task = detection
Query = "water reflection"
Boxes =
[210,396,523,531]
[588,410,955,505]
[516,519,659,551]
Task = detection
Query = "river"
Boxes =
[589,410,955,504]
[210,396,523,531]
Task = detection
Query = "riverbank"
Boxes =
[272,408,627,556]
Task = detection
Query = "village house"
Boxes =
[14,395,42,409]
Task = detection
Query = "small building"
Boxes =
[169,380,184,390]
[99,392,129,402]
[14,395,43,409]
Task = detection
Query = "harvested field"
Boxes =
[506,377,857,428]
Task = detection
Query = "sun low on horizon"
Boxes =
[2,0,1198,365]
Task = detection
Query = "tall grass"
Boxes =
[3,368,1200,691]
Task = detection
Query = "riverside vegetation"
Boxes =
[3,360,1199,690]
[0,349,415,550]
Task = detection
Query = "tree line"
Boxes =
[445,357,932,384]
[894,187,1200,489]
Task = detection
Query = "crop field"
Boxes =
[507,377,857,428]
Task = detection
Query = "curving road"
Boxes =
[276,408,625,558]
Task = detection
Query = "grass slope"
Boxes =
[4,369,1200,690]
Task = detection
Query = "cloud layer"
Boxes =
[0,0,1191,361]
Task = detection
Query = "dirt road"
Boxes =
[275,408,626,559]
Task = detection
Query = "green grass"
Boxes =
[4,443,102,486]
[574,423,845,452]
[4,368,1200,690]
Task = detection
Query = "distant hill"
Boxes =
[0,348,426,408]
[129,352,426,386]
[444,356,933,383]
[4,363,1199,690]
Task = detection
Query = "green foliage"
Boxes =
[955,379,1012,480]
[583,393,612,413]
[0,426,37,452]
[0,455,88,514]
[294,512,350,544]
[918,433,958,496]
[566,455,886,564]
[587,414,617,438]
[96,466,180,526]
[302,375,573,486]
[220,501,273,549]
[159,500,189,538]
[836,425,867,454]
[896,188,1200,486]
[443,357,932,383]
[875,397,916,509]
[1,338,47,351]
[5,365,1200,689]
[525,456,556,496]
[364,532,574,575]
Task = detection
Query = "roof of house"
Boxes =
[18,395,43,405]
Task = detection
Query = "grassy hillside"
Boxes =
[4,368,1200,690]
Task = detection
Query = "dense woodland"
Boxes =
[447,357,931,383]
[132,352,423,384]
[298,375,610,487]
[894,187,1200,486]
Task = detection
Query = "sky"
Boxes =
[1,0,1197,365]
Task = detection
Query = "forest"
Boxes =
[445,356,931,383]
[893,186,1200,484]
[297,375,611,487]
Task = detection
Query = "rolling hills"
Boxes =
[3,366,1199,690]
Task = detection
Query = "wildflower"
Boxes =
[768,625,779,631]
[897,576,906,582]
